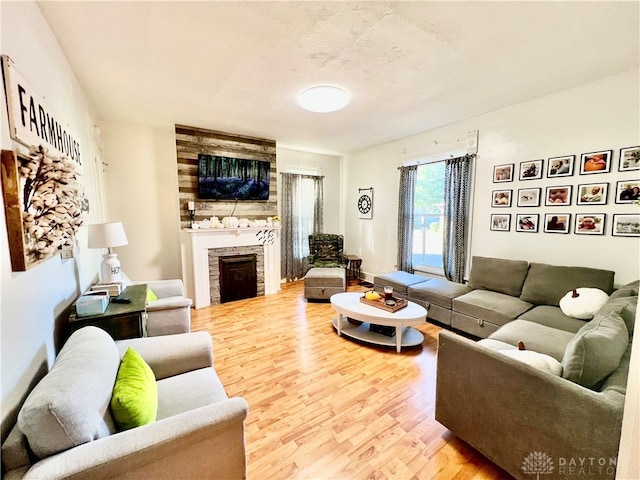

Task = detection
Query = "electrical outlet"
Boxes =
[60,249,74,259]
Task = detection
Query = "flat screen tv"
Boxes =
[198,154,270,200]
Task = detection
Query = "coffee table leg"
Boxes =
[395,325,402,352]
[336,314,343,336]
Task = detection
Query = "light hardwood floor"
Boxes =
[191,281,513,480]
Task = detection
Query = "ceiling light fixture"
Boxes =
[298,85,349,113]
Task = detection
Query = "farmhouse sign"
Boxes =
[1,55,82,165]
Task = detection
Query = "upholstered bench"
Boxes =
[373,271,431,299]
[304,267,346,300]
[408,279,472,326]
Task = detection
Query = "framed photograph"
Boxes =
[615,180,640,204]
[544,213,571,234]
[517,188,541,207]
[545,185,572,206]
[493,163,514,183]
[576,182,608,205]
[491,189,512,207]
[575,214,606,235]
[490,214,511,232]
[519,160,544,180]
[516,214,539,233]
[612,214,640,237]
[579,150,612,175]
[547,155,574,178]
[619,146,640,172]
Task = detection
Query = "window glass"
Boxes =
[413,161,445,272]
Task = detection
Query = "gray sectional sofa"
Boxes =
[374,258,637,480]
[374,256,616,338]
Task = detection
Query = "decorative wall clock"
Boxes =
[358,187,373,219]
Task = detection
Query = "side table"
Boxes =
[346,255,362,285]
[68,284,148,340]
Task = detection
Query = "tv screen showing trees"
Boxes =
[198,154,270,200]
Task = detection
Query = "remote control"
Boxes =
[112,298,131,304]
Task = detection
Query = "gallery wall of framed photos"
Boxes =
[490,146,639,237]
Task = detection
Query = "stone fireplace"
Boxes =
[181,227,281,309]
[209,247,262,304]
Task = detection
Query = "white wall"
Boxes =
[0,1,104,426]
[343,69,640,287]
[276,147,342,235]
[99,122,181,280]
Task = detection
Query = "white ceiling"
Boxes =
[37,1,639,155]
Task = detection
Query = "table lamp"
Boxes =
[87,222,128,283]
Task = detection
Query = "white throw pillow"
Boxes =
[559,288,609,320]
[498,349,563,376]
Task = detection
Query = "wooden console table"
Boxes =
[68,284,148,340]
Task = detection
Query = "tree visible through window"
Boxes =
[413,161,445,271]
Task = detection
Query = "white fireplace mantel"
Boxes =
[181,227,281,309]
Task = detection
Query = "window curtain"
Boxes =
[443,154,474,283]
[397,165,417,273]
[280,173,324,281]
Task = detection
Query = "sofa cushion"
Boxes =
[608,280,639,301]
[373,271,430,297]
[17,327,120,459]
[478,338,562,375]
[562,311,629,388]
[453,290,533,328]
[110,347,158,431]
[468,256,530,297]
[596,296,637,337]
[520,263,615,306]
[516,305,586,334]
[156,368,228,419]
[408,278,472,309]
[489,319,575,362]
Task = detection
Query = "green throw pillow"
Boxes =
[111,347,158,431]
[146,288,158,302]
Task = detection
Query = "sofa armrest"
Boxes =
[20,398,249,480]
[144,279,185,298]
[436,330,625,480]
[116,331,212,380]
[147,296,193,312]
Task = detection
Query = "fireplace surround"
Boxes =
[181,227,281,309]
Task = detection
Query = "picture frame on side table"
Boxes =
[619,146,640,172]
[492,189,512,207]
[517,188,541,207]
[547,155,575,178]
[576,182,608,205]
[615,180,640,204]
[575,214,606,235]
[519,159,544,181]
[544,213,571,234]
[545,185,572,206]
[516,214,539,233]
[612,214,640,237]
[580,150,612,175]
[493,164,514,183]
[490,214,511,232]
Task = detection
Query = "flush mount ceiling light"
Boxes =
[298,86,349,113]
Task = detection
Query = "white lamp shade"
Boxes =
[87,222,128,249]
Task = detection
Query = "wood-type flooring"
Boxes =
[191,280,513,480]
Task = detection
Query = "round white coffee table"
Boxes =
[330,292,427,352]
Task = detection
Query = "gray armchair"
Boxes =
[145,279,193,336]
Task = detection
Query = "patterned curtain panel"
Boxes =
[397,165,417,273]
[443,154,475,283]
[280,173,324,281]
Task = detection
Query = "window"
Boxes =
[412,161,445,272]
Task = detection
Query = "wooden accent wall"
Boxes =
[175,125,277,228]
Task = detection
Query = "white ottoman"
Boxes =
[304,268,346,300]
